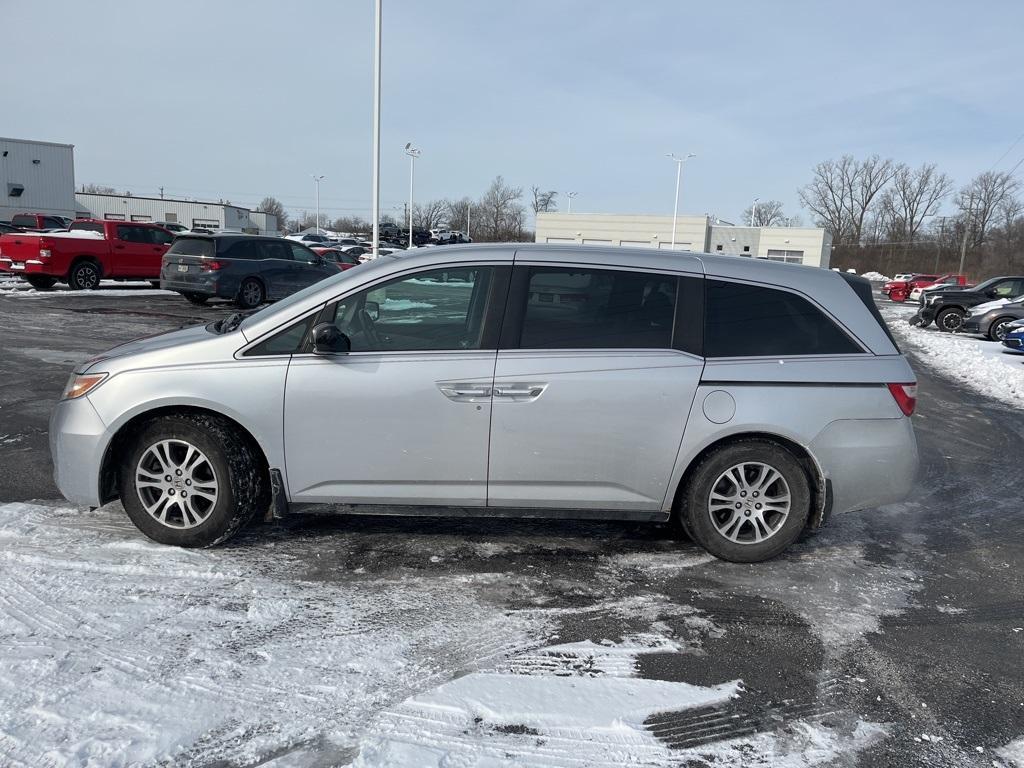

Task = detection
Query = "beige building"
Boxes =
[535,213,831,268]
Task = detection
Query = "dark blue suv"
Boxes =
[160,234,337,308]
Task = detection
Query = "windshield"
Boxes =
[972,277,1003,292]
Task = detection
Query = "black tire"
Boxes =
[236,277,265,309]
[118,413,268,547]
[181,291,209,306]
[936,307,964,333]
[68,260,101,291]
[988,316,1017,342]
[25,275,56,291]
[678,439,811,563]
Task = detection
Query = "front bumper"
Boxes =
[809,417,918,515]
[49,395,110,508]
[961,317,987,335]
[1002,336,1024,354]
[910,306,937,326]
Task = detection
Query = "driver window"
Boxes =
[324,267,494,352]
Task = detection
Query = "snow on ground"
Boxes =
[862,271,891,282]
[881,302,1024,407]
[0,278,168,297]
[999,737,1024,767]
[0,502,549,766]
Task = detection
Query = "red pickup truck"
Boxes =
[0,219,175,290]
[882,272,968,302]
[8,212,74,231]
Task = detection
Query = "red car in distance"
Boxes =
[310,245,364,271]
[883,273,967,302]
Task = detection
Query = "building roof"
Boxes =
[75,191,256,213]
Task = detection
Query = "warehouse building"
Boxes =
[535,212,831,268]
[1,137,77,223]
[75,192,279,235]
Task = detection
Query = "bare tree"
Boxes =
[412,199,448,230]
[798,155,896,244]
[445,197,472,234]
[257,196,288,233]
[331,215,369,233]
[476,176,526,242]
[956,171,1021,246]
[877,163,952,243]
[82,183,117,194]
[741,199,786,227]
[530,186,558,215]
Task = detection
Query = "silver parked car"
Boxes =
[50,245,919,562]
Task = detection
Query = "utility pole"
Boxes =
[958,194,974,276]
[666,153,696,250]
[371,0,382,256]
[567,191,577,214]
[466,203,472,239]
[933,216,949,273]
[159,186,164,200]
[750,197,759,227]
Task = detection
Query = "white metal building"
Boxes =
[535,213,832,268]
[75,193,279,235]
[1,137,77,223]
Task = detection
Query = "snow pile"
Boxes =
[0,229,105,239]
[862,271,891,282]
[884,306,1024,407]
[0,279,169,297]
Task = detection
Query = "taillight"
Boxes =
[39,249,52,260]
[199,260,224,272]
[887,382,917,416]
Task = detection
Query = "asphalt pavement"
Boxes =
[0,283,1021,766]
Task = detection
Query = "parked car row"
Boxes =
[906,276,1024,336]
[882,272,969,302]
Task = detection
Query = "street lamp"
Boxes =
[312,174,325,234]
[567,191,578,214]
[666,152,696,250]
[371,0,382,255]
[750,197,760,227]
[404,143,421,248]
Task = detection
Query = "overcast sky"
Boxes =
[6,0,1024,225]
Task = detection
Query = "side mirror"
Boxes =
[311,323,351,355]
[364,300,380,321]
[987,289,999,298]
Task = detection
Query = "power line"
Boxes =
[988,129,1024,172]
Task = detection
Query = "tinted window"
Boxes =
[246,314,317,356]
[221,240,258,260]
[167,237,215,258]
[289,243,318,263]
[117,225,150,243]
[324,267,497,352]
[11,215,35,227]
[517,267,677,349]
[705,280,861,357]
[149,227,175,245]
[258,241,292,261]
[992,279,1024,298]
[43,217,67,229]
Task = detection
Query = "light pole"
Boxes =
[371,0,382,255]
[750,197,760,227]
[666,153,696,250]
[312,174,325,234]
[404,143,421,248]
[466,202,472,239]
[567,191,578,214]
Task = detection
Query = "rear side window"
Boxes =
[705,280,861,357]
[11,214,35,227]
[258,241,292,261]
[148,227,175,245]
[117,225,150,243]
[167,237,215,258]
[220,240,258,260]
[516,267,677,349]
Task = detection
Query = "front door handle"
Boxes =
[438,382,492,402]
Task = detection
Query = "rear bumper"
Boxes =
[809,417,918,515]
[49,395,110,508]
[0,258,53,275]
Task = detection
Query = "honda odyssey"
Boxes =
[50,245,918,562]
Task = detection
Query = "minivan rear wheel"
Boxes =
[118,413,268,547]
[236,278,265,309]
[181,291,208,306]
[679,440,810,563]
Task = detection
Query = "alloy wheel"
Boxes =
[708,462,791,545]
[135,439,219,529]
[940,312,963,332]
[994,320,1013,341]
[242,281,263,307]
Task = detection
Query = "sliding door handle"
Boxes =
[438,383,492,402]
[493,383,547,400]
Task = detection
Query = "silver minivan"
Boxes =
[50,245,918,562]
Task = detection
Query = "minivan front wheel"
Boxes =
[680,440,810,563]
[118,413,267,547]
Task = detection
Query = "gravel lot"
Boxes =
[0,281,1022,767]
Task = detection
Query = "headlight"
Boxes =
[926,295,939,305]
[62,372,108,400]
